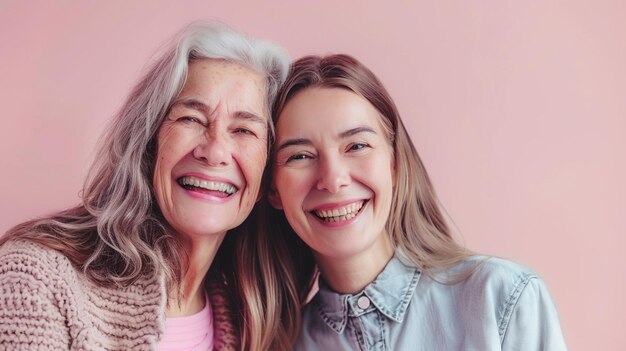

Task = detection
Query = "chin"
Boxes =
[172,222,226,239]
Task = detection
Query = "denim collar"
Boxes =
[312,255,421,334]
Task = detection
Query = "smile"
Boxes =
[311,200,367,223]
[177,176,237,196]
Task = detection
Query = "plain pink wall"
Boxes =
[1,1,624,349]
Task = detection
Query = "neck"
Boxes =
[166,231,226,317]
[316,234,394,294]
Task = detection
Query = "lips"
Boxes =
[177,176,238,196]
[311,200,367,222]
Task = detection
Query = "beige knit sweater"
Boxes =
[0,240,239,350]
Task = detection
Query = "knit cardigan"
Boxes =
[0,239,239,350]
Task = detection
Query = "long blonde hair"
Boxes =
[271,54,472,299]
[1,22,295,350]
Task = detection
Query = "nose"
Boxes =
[316,155,351,193]
[192,128,232,167]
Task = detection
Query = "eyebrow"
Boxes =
[170,98,266,126]
[234,111,267,126]
[339,126,377,138]
[276,126,377,151]
[276,138,312,151]
[170,98,210,114]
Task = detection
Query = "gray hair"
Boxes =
[3,22,290,288]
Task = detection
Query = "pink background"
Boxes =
[1,1,624,349]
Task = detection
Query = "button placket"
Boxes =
[348,293,386,351]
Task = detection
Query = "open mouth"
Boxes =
[311,200,368,223]
[177,176,238,197]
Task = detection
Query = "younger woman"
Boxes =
[269,55,567,350]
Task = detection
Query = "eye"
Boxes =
[286,153,313,163]
[347,143,369,152]
[177,116,203,124]
[234,128,256,137]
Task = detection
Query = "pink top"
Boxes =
[158,296,214,351]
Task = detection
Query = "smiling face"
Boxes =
[271,87,395,263]
[154,58,267,240]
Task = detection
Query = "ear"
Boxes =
[267,187,284,210]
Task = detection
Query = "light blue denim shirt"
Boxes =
[296,255,567,350]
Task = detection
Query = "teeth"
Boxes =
[314,201,364,222]
[179,176,236,194]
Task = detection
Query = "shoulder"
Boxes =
[0,238,82,304]
[455,257,567,348]
[439,256,565,346]
[0,239,81,349]
[0,238,78,282]
[447,255,535,277]
[452,256,537,292]
[438,256,539,315]
[0,239,85,313]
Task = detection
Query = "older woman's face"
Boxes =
[154,59,267,239]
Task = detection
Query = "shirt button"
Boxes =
[357,296,371,310]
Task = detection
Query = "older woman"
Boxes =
[0,23,297,350]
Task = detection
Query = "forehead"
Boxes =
[187,58,260,80]
[178,59,267,110]
[277,87,384,138]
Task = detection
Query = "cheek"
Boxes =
[152,128,192,198]
[239,142,268,189]
[154,147,174,173]
[275,171,310,209]
[155,127,185,165]
[379,170,396,199]
[277,175,309,231]
[359,155,395,196]
[153,135,181,181]
[236,144,267,213]
[153,152,175,209]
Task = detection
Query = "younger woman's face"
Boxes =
[271,87,395,262]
